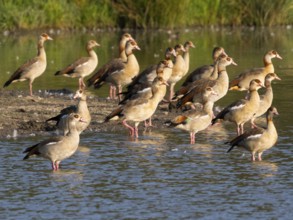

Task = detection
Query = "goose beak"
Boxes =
[276,54,282,60]
[275,74,281,80]
[232,59,238,66]
[79,118,87,123]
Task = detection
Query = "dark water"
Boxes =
[0,28,293,219]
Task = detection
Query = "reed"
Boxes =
[0,0,293,31]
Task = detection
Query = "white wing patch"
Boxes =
[138,88,151,94]
[46,140,63,146]
[247,134,262,139]
[231,104,245,111]
[79,61,89,67]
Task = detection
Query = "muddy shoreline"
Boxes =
[0,89,178,139]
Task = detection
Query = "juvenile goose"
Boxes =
[229,50,282,91]
[226,106,279,161]
[118,33,135,61]
[181,47,227,87]
[119,47,176,104]
[46,89,91,135]
[176,56,237,109]
[3,33,53,96]
[90,40,140,101]
[212,79,264,135]
[173,54,226,102]
[182,41,195,76]
[23,113,85,171]
[55,40,100,90]
[104,76,168,138]
[168,44,186,101]
[166,87,217,144]
[119,60,172,104]
[250,73,281,128]
[87,33,134,99]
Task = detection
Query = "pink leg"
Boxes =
[240,124,244,135]
[122,119,135,136]
[118,85,123,101]
[144,117,152,127]
[134,122,140,138]
[112,86,117,99]
[236,125,241,136]
[78,78,83,90]
[190,132,195,144]
[169,83,175,102]
[251,152,256,161]
[258,152,263,161]
[51,161,58,171]
[29,82,33,96]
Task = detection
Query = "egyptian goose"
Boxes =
[182,41,195,75]
[212,79,264,136]
[173,54,226,101]
[55,40,100,90]
[176,56,237,109]
[181,47,227,87]
[229,50,282,91]
[119,47,175,105]
[167,44,186,101]
[89,40,140,101]
[250,73,281,128]
[226,106,279,161]
[23,113,85,171]
[104,76,168,138]
[166,87,218,144]
[3,33,53,96]
[119,33,135,61]
[46,89,91,135]
[87,33,134,99]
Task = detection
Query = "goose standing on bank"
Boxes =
[229,50,282,91]
[89,40,140,102]
[168,44,186,101]
[3,33,53,96]
[23,113,86,171]
[55,40,100,90]
[212,79,264,135]
[119,47,176,105]
[46,89,91,135]
[182,41,195,76]
[226,106,279,161]
[87,33,135,99]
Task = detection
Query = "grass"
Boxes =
[0,0,293,31]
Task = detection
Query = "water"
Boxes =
[1,28,293,219]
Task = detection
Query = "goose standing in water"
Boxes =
[226,106,279,161]
[87,33,135,99]
[212,79,264,136]
[165,87,218,144]
[23,113,86,171]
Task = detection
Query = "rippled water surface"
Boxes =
[1,28,293,219]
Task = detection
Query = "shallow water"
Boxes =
[1,28,293,219]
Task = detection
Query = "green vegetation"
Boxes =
[1,0,293,31]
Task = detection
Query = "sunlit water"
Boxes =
[1,28,293,219]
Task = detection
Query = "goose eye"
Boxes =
[227,57,231,61]
[74,114,79,118]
